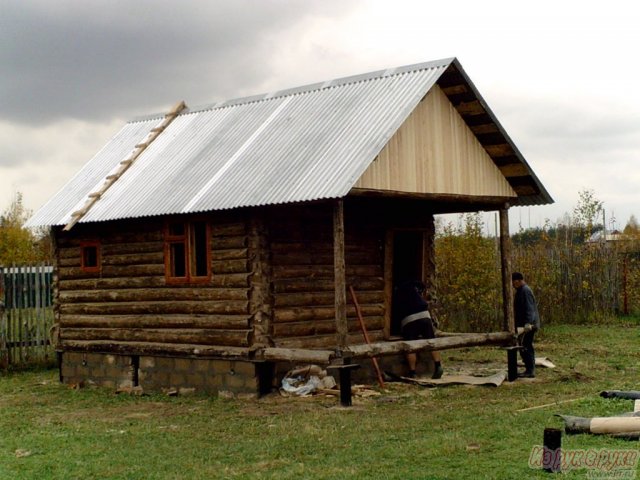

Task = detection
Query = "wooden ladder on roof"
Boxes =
[63,100,188,231]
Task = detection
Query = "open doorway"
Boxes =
[390,230,424,336]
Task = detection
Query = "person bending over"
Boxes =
[394,280,443,379]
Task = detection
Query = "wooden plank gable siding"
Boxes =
[268,204,386,349]
[55,216,253,354]
[354,84,517,199]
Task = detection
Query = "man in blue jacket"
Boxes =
[512,272,540,378]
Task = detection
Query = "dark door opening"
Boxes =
[391,231,424,336]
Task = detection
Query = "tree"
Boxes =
[623,215,639,236]
[573,188,604,239]
[435,213,501,330]
[0,192,50,264]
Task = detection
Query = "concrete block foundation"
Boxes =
[60,352,267,397]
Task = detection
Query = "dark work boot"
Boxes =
[520,348,536,378]
[432,364,444,379]
[520,356,535,378]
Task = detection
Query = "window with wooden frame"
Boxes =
[80,241,101,273]
[164,220,211,283]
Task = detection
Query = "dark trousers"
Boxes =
[520,330,536,373]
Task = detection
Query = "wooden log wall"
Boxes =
[55,198,442,356]
[268,203,386,349]
[55,215,252,357]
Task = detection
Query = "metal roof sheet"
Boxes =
[26,57,551,227]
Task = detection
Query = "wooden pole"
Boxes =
[423,214,437,303]
[499,206,514,333]
[543,428,562,473]
[0,273,7,368]
[333,200,348,349]
[64,101,187,231]
[257,331,514,364]
[349,286,385,388]
[623,254,629,315]
[248,216,272,348]
[516,397,587,413]
[346,331,514,358]
[383,230,393,339]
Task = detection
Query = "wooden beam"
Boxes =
[440,84,468,95]
[348,188,514,206]
[455,100,485,116]
[248,215,272,348]
[423,214,436,300]
[499,163,529,177]
[63,100,187,231]
[346,332,515,358]
[484,144,514,157]
[513,185,538,196]
[333,199,348,348]
[258,347,334,364]
[383,229,393,339]
[255,331,515,364]
[499,207,515,333]
[470,123,499,135]
[60,340,250,358]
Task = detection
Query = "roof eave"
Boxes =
[437,58,553,207]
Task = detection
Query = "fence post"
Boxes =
[0,266,7,368]
[0,295,7,368]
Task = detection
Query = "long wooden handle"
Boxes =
[349,285,385,388]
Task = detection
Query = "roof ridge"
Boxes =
[129,57,456,123]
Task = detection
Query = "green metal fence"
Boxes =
[0,265,55,368]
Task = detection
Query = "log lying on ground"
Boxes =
[600,390,640,400]
[257,332,515,365]
[557,414,640,439]
[345,332,515,359]
[257,347,335,364]
[434,329,467,337]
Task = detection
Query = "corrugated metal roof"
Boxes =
[26,57,552,227]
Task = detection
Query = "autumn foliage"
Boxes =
[435,213,640,332]
[0,193,51,265]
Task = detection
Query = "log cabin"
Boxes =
[27,58,552,396]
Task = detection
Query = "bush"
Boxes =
[435,214,640,331]
[435,213,501,331]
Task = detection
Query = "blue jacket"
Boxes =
[514,283,540,329]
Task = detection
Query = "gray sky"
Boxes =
[2,0,639,231]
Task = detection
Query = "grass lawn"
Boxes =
[1,319,639,479]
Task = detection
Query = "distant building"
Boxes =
[588,229,625,243]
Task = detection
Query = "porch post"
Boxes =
[499,205,515,333]
[423,212,437,305]
[383,230,393,339]
[333,199,348,348]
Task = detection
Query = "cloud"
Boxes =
[0,0,364,211]
[1,0,638,228]
[0,0,363,125]
[0,117,122,198]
